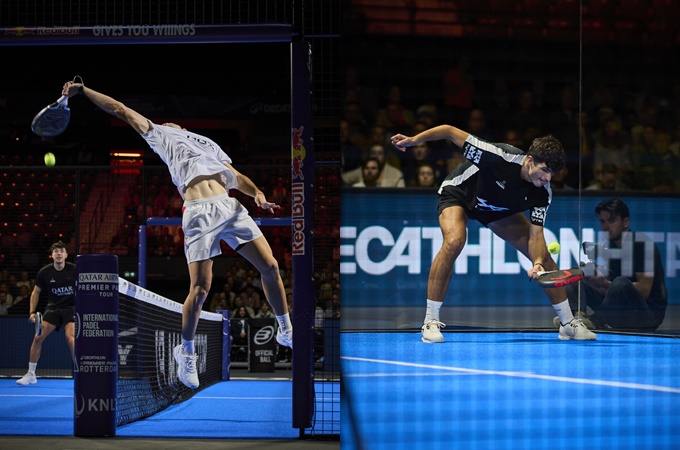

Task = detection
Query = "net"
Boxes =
[116,278,224,426]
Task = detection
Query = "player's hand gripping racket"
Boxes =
[535,268,584,288]
[33,312,43,336]
[30,75,83,137]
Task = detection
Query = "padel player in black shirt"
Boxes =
[392,124,596,343]
[17,240,77,385]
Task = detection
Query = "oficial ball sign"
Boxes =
[253,325,275,345]
[248,318,276,373]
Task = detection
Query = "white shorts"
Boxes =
[182,194,263,263]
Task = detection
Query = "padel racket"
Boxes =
[30,75,83,137]
[536,268,584,288]
[31,95,71,137]
[34,312,43,336]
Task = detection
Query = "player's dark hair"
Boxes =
[50,240,67,252]
[527,135,566,173]
[595,197,630,220]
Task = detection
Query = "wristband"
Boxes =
[30,311,36,315]
[78,85,84,94]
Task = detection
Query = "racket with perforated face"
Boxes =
[536,268,584,288]
[34,312,42,336]
[31,95,71,137]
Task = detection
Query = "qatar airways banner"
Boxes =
[341,190,680,307]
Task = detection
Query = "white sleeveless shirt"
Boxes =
[141,122,237,199]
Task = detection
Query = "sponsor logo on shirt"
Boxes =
[463,144,482,164]
[475,197,509,212]
[532,206,547,222]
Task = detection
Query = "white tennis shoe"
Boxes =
[16,372,37,386]
[553,313,594,330]
[421,319,445,343]
[558,318,597,341]
[276,327,293,349]
[173,345,199,389]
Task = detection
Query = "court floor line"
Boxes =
[342,355,680,394]
[0,394,72,398]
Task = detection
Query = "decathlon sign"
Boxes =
[341,190,680,307]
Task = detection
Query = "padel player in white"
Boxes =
[63,80,293,389]
[393,125,596,343]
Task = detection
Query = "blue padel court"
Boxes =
[0,379,339,439]
[341,331,680,450]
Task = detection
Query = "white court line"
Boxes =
[0,394,72,398]
[342,356,680,394]
[195,396,292,400]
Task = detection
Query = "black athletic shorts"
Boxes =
[438,187,517,227]
[42,304,75,332]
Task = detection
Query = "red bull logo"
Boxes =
[291,126,306,181]
[291,125,307,255]
[3,27,35,36]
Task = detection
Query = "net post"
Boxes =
[74,254,119,437]
[291,39,315,431]
[138,225,147,288]
[219,309,231,381]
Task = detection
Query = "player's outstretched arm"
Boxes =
[62,81,151,134]
[391,125,469,152]
[225,162,280,213]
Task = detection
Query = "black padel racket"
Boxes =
[31,95,71,137]
[536,268,584,288]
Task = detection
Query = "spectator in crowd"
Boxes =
[341,117,368,174]
[559,198,667,331]
[441,55,476,123]
[630,124,677,191]
[374,85,416,137]
[239,285,262,315]
[547,83,582,188]
[586,163,630,191]
[508,88,545,144]
[232,296,255,318]
[401,141,444,186]
[669,121,680,158]
[0,290,12,315]
[15,271,33,292]
[343,143,405,187]
[415,103,440,129]
[352,157,381,187]
[230,306,251,362]
[255,301,276,319]
[465,108,496,142]
[13,284,31,307]
[591,112,632,185]
[0,283,14,307]
[550,167,575,190]
[408,161,439,188]
[343,67,379,124]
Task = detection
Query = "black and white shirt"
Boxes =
[439,135,552,226]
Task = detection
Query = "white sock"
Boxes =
[28,362,37,374]
[424,299,443,323]
[182,338,194,355]
[553,300,574,326]
[276,313,292,332]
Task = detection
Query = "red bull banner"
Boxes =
[0,24,292,45]
[290,40,315,430]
